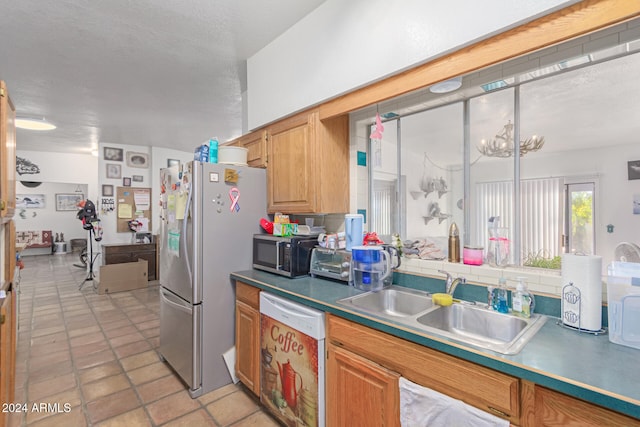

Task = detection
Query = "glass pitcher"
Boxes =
[487,227,510,267]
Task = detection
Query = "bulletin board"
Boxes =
[116,187,152,233]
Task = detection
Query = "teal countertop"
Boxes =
[231,269,640,419]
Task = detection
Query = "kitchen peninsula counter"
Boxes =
[231,269,640,420]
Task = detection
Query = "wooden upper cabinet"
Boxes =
[236,130,267,168]
[267,110,349,214]
[0,81,16,222]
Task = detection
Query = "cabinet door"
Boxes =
[235,300,260,395]
[267,113,316,213]
[4,221,15,284]
[238,130,267,168]
[0,81,16,221]
[327,344,400,427]
[0,291,14,416]
[526,385,640,427]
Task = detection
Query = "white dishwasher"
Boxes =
[260,292,325,427]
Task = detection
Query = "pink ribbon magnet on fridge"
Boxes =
[229,187,240,212]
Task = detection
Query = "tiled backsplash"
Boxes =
[397,257,611,303]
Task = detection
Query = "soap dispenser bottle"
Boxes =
[512,277,532,318]
[494,277,509,313]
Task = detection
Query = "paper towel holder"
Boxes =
[556,282,607,335]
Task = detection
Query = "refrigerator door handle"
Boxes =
[161,288,192,314]
[182,182,194,287]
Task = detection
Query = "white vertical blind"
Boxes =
[372,180,394,237]
[474,181,514,261]
[520,178,563,259]
[475,177,563,263]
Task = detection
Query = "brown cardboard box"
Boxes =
[97,259,148,294]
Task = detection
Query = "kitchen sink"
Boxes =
[336,286,546,354]
[416,303,546,354]
[338,286,434,317]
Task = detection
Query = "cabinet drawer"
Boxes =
[235,281,260,309]
[527,385,640,427]
[327,314,519,423]
[104,253,133,264]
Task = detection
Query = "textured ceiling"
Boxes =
[0,0,325,154]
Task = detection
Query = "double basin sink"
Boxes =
[336,286,546,354]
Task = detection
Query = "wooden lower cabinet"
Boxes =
[327,314,519,424]
[520,381,640,426]
[327,343,400,427]
[234,282,261,396]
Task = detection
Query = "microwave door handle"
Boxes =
[276,241,284,271]
[182,183,193,287]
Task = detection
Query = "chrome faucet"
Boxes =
[438,269,466,296]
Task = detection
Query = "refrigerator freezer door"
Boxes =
[159,288,202,397]
[159,165,200,304]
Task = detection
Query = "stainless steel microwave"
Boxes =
[252,234,317,278]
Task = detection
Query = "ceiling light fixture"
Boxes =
[15,116,56,131]
[429,77,462,94]
[478,121,545,158]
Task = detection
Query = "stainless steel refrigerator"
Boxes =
[159,160,266,398]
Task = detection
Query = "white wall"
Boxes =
[15,182,88,251]
[15,150,99,255]
[97,143,154,246]
[16,150,98,190]
[247,0,576,129]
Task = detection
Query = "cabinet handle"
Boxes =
[487,406,510,418]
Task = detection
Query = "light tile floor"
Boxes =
[8,254,280,427]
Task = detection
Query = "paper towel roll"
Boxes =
[561,254,603,331]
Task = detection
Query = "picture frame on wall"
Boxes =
[628,160,640,180]
[132,175,144,183]
[104,147,124,162]
[16,194,45,209]
[126,152,149,168]
[123,177,132,187]
[106,163,121,179]
[167,159,180,168]
[56,193,84,211]
[102,184,114,197]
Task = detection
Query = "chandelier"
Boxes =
[477,121,544,158]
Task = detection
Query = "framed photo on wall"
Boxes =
[167,159,180,168]
[126,152,149,168]
[104,147,124,162]
[16,194,45,209]
[106,163,121,179]
[56,193,84,211]
[132,175,144,183]
[102,184,114,197]
[123,177,132,187]
[628,160,640,180]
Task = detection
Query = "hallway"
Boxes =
[8,254,278,426]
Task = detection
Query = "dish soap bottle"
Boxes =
[512,277,532,318]
[494,277,509,313]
